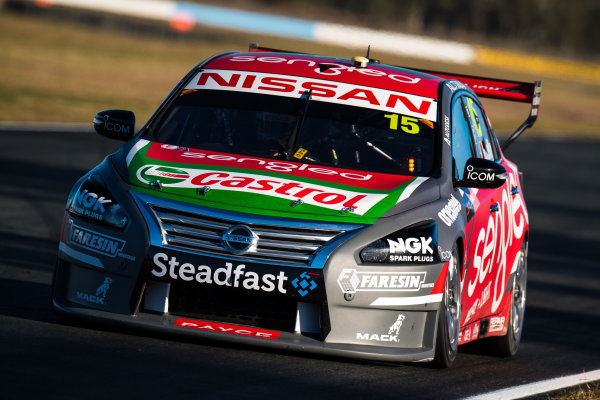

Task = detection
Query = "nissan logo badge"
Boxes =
[221,225,258,254]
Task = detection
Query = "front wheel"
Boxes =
[432,244,461,368]
[489,240,528,356]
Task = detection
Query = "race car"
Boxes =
[52,43,541,367]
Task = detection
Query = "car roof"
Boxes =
[204,52,444,100]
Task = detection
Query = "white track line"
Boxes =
[462,369,600,400]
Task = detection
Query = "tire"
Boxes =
[433,244,461,368]
[489,240,528,357]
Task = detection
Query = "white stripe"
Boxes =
[370,293,442,306]
[59,242,104,269]
[135,164,386,215]
[26,0,477,66]
[126,139,150,166]
[462,369,600,400]
[42,0,176,21]
[397,177,428,204]
[314,23,476,65]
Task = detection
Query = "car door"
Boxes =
[452,94,507,336]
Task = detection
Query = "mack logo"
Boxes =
[151,253,288,294]
[337,269,426,294]
[76,277,112,305]
[68,224,125,257]
[356,313,406,343]
[438,194,461,226]
[356,332,399,343]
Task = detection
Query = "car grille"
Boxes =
[167,282,298,332]
[148,204,346,266]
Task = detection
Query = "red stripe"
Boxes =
[430,262,449,295]
[174,318,280,339]
[145,142,414,191]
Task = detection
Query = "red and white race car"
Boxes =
[52,43,541,367]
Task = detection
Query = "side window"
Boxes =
[463,97,497,161]
[451,96,475,180]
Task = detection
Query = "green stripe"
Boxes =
[127,142,415,223]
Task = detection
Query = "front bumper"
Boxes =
[53,190,448,363]
[53,246,446,363]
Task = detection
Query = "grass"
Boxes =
[0,7,599,136]
[546,382,600,400]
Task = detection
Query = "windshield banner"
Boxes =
[184,69,437,121]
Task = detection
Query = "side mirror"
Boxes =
[455,158,507,189]
[93,110,135,141]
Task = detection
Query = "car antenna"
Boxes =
[364,45,380,64]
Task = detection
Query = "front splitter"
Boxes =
[53,298,437,363]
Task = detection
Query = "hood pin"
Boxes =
[290,199,304,208]
[149,180,163,190]
[196,186,211,196]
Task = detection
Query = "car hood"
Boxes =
[126,139,433,224]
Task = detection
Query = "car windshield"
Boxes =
[149,90,438,176]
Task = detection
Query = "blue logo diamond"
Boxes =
[291,272,317,297]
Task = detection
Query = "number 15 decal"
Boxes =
[384,114,420,134]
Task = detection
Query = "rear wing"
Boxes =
[248,43,542,150]
[415,69,541,151]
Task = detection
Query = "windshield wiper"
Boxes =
[286,89,312,160]
[351,124,402,166]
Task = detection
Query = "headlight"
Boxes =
[67,173,128,229]
[360,221,439,264]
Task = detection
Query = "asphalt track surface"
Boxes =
[0,129,599,400]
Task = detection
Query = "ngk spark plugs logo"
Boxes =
[337,269,426,294]
[387,236,434,262]
[71,189,112,221]
[136,165,386,215]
